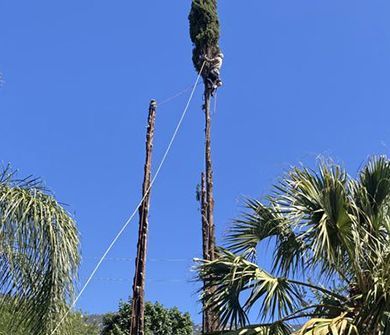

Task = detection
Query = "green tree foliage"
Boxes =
[63,312,100,335]
[197,156,390,334]
[101,300,193,335]
[0,166,80,335]
[0,304,98,335]
[189,0,221,73]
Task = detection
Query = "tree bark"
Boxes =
[201,172,210,263]
[200,172,211,332]
[204,89,215,262]
[130,100,157,335]
[202,87,219,333]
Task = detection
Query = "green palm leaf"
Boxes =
[197,156,390,335]
[226,199,305,276]
[0,166,80,334]
[197,250,303,330]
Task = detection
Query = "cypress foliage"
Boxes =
[189,0,221,74]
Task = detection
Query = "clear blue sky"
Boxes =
[1,0,390,324]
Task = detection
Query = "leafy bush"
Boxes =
[102,300,193,335]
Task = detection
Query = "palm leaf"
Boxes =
[296,313,358,335]
[276,163,356,278]
[0,166,80,334]
[197,156,390,335]
[226,199,305,276]
[209,321,293,335]
[196,250,303,330]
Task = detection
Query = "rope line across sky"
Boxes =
[50,62,206,335]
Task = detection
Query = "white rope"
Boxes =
[96,277,186,283]
[51,62,205,335]
[159,82,202,106]
[83,257,190,262]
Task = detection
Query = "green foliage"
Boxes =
[0,304,98,335]
[189,0,221,73]
[0,166,80,335]
[63,312,100,335]
[197,156,390,334]
[0,303,25,335]
[101,299,193,335]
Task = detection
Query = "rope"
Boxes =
[51,61,206,335]
[159,82,202,106]
[96,277,187,283]
[83,257,191,262]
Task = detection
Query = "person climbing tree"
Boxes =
[189,0,224,95]
[189,0,223,333]
[202,52,224,95]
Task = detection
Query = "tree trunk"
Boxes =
[130,100,157,335]
[204,89,215,262]
[201,173,210,263]
[202,87,219,333]
[200,172,211,332]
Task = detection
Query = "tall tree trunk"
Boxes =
[200,172,211,332]
[202,87,219,333]
[130,100,157,335]
[204,88,216,262]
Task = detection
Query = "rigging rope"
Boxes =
[96,277,187,283]
[83,257,190,262]
[51,62,205,335]
[159,82,202,106]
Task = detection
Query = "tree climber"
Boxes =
[189,2,222,333]
[189,0,223,96]
[202,52,223,95]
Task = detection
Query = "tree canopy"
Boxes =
[189,0,221,73]
[197,156,390,334]
[102,299,193,335]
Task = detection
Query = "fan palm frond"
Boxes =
[197,250,304,330]
[197,156,390,335]
[297,313,358,335]
[278,164,354,273]
[226,199,305,276]
[210,321,293,335]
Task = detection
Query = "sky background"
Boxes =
[1,0,390,325]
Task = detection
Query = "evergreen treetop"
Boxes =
[189,0,221,74]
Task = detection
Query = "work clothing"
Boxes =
[203,53,223,96]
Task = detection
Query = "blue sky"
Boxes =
[1,0,390,324]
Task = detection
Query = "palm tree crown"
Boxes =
[197,156,390,334]
[0,166,80,335]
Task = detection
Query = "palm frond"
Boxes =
[210,321,293,335]
[226,199,305,276]
[0,167,80,334]
[196,250,303,330]
[358,156,390,218]
[226,199,284,258]
[296,313,358,335]
[197,156,390,335]
[276,163,355,277]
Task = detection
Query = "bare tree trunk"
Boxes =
[130,100,157,335]
[202,87,219,333]
[203,89,215,262]
[201,173,210,263]
[200,172,211,332]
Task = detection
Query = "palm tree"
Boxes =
[196,157,390,334]
[0,166,80,335]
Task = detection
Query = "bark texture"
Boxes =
[130,100,157,335]
[202,88,219,332]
